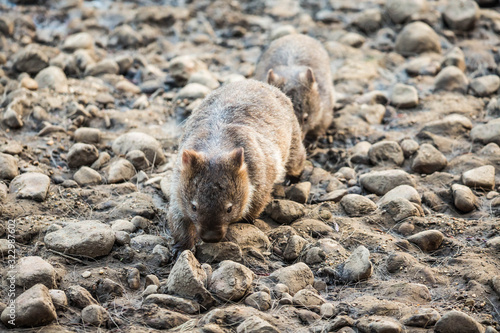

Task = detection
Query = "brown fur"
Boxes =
[254,34,335,139]
[168,79,306,252]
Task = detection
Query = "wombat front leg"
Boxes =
[286,126,306,178]
[168,208,197,258]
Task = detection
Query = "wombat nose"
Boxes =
[200,230,224,243]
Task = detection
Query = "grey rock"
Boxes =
[67,143,99,169]
[267,199,306,224]
[0,182,6,202]
[209,260,254,301]
[350,141,372,164]
[130,235,167,252]
[395,21,441,56]
[13,46,49,74]
[91,152,111,170]
[0,153,18,180]
[188,70,220,90]
[165,250,215,308]
[340,194,377,217]
[96,278,124,302]
[35,66,68,93]
[49,289,68,309]
[109,24,143,48]
[353,8,382,33]
[434,310,484,333]
[74,128,102,144]
[492,276,500,296]
[169,55,207,85]
[462,165,495,190]
[126,150,150,171]
[452,183,478,213]
[292,289,325,307]
[291,219,334,238]
[244,291,272,311]
[66,285,98,309]
[443,0,480,31]
[175,83,211,101]
[114,231,130,245]
[357,316,402,333]
[106,158,136,183]
[237,316,279,333]
[471,119,500,145]
[381,198,421,222]
[44,220,115,258]
[3,107,23,129]
[304,247,326,265]
[285,182,311,204]
[85,59,119,76]
[360,169,415,195]
[379,185,421,206]
[226,223,271,252]
[0,284,57,328]
[111,219,136,233]
[442,47,466,72]
[74,166,102,186]
[470,75,500,97]
[127,267,140,289]
[391,83,418,108]
[386,0,428,23]
[270,263,314,295]
[336,245,373,283]
[144,294,200,314]
[368,141,404,166]
[16,256,57,289]
[63,32,94,51]
[81,304,109,327]
[112,132,166,165]
[434,66,469,93]
[283,235,308,261]
[420,114,472,137]
[407,230,444,252]
[196,242,243,263]
[412,143,447,174]
[402,308,441,328]
[487,237,500,251]
[9,172,50,201]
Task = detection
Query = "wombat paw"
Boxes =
[171,242,191,261]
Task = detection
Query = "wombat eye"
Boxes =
[303,113,309,122]
[192,204,197,212]
[227,206,232,213]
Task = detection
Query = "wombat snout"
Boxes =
[200,229,225,243]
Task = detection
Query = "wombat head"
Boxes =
[178,148,251,243]
[267,67,321,138]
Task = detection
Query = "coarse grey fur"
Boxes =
[168,79,306,253]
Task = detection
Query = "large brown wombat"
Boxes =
[254,34,335,139]
[168,79,306,252]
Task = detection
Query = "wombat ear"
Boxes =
[301,68,316,86]
[267,69,280,86]
[181,150,203,171]
[229,147,245,172]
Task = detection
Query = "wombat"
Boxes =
[168,79,306,252]
[254,34,335,139]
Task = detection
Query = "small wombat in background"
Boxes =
[254,33,335,139]
[168,79,306,253]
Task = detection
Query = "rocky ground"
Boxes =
[0,0,499,332]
